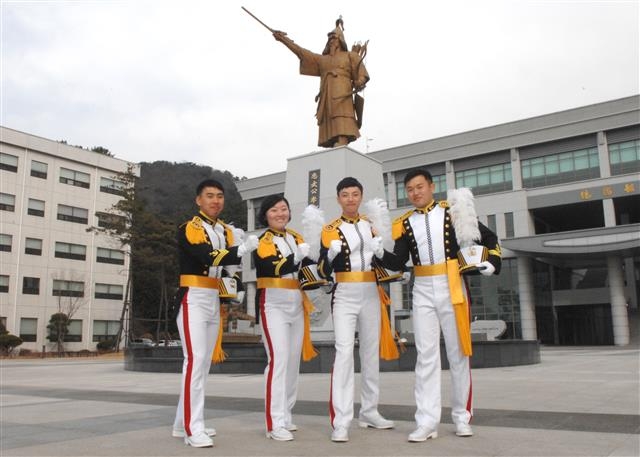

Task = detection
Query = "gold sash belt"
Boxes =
[179,275,221,289]
[257,278,299,289]
[335,271,377,283]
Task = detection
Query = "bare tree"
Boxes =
[47,273,86,355]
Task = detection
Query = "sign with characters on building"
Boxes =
[308,169,320,206]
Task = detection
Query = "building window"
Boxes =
[0,193,16,212]
[0,275,8,293]
[505,212,514,238]
[31,160,48,179]
[22,277,40,295]
[609,140,640,175]
[25,237,43,255]
[396,173,447,207]
[96,247,125,265]
[57,204,88,224]
[99,177,125,196]
[486,214,497,233]
[52,279,84,297]
[521,147,600,188]
[59,167,90,188]
[96,212,126,230]
[455,163,513,196]
[19,318,37,342]
[0,152,18,172]
[95,283,124,300]
[0,233,12,252]
[54,242,87,261]
[93,320,120,342]
[27,198,45,217]
[50,319,83,342]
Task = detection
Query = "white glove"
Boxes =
[371,236,384,258]
[401,271,412,285]
[327,239,342,262]
[477,261,496,276]
[237,235,259,257]
[294,242,310,263]
[233,291,245,304]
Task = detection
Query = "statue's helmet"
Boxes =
[323,18,348,54]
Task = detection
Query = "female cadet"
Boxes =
[253,195,318,441]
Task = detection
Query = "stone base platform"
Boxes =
[124,339,540,373]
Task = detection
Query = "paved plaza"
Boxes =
[1,345,638,457]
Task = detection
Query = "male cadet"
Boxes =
[318,177,396,443]
[383,169,501,442]
[172,179,258,447]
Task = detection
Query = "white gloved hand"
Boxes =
[294,242,310,263]
[401,271,412,285]
[237,235,259,257]
[371,236,384,258]
[477,261,496,276]
[233,291,246,304]
[327,239,342,262]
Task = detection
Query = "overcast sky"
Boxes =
[1,0,638,178]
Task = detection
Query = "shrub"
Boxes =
[0,333,23,356]
[97,339,116,351]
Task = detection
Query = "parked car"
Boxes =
[156,339,182,347]
[129,338,154,348]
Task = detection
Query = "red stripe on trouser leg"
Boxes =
[466,370,473,421]
[329,365,336,428]
[182,292,194,437]
[260,290,275,432]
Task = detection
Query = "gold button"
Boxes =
[445,224,450,228]
[445,240,449,244]
[445,232,449,236]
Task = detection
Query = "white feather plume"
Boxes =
[225,224,244,276]
[230,226,245,246]
[362,198,393,251]
[447,187,481,248]
[301,204,325,262]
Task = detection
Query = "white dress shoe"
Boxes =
[266,427,294,441]
[358,412,395,429]
[285,423,298,432]
[184,432,214,448]
[408,426,438,442]
[455,423,473,437]
[172,427,216,438]
[331,426,349,442]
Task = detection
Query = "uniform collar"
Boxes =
[198,211,218,226]
[340,214,360,224]
[267,228,287,237]
[414,200,437,214]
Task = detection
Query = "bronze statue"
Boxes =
[243,8,369,148]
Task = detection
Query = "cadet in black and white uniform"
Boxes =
[383,169,501,442]
[318,177,396,443]
[172,179,258,448]
[253,195,317,441]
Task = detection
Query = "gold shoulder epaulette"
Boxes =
[360,214,371,222]
[392,210,413,240]
[321,218,342,247]
[323,217,342,232]
[286,228,304,244]
[185,216,208,245]
[439,200,449,208]
[257,231,276,258]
